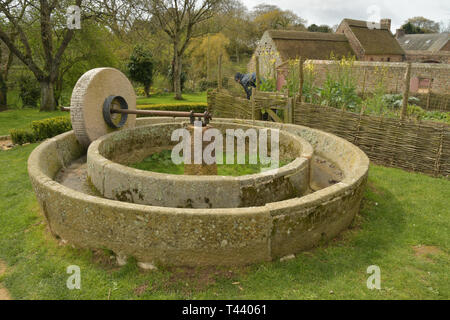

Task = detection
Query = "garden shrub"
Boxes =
[382,94,420,109]
[260,78,276,92]
[10,116,72,145]
[199,78,228,91]
[31,116,72,141]
[10,129,37,145]
[18,76,40,108]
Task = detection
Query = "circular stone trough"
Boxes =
[28,117,369,267]
[87,122,313,208]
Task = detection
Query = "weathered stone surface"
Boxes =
[28,117,369,267]
[70,68,136,148]
[87,122,311,208]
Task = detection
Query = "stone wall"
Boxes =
[28,118,369,267]
[405,51,450,64]
[87,122,312,208]
[278,60,450,94]
[361,54,404,62]
[247,32,282,78]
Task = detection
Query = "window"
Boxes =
[415,77,433,93]
[387,57,391,62]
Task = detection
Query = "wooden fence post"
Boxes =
[273,63,278,90]
[361,68,367,99]
[255,55,260,91]
[251,87,256,122]
[206,33,210,81]
[298,57,304,102]
[292,94,297,123]
[401,62,412,120]
[426,78,432,110]
[217,54,222,90]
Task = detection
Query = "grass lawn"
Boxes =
[0,91,207,136]
[130,150,292,176]
[0,109,69,136]
[0,139,448,299]
[136,92,207,105]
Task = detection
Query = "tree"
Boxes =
[402,17,440,34]
[55,22,120,105]
[0,0,86,111]
[137,0,223,100]
[0,39,13,110]
[190,32,229,76]
[252,6,306,36]
[307,24,332,33]
[127,45,154,97]
[439,20,450,33]
[0,4,25,110]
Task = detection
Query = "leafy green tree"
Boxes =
[252,5,306,37]
[401,22,425,34]
[127,45,154,97]
[0,41,11,110]
[402,17,440,34]
[137,0,223,100]
[0,0,88,111]
[55,22,120,106]
[18,75,40,108]
[190,33,229,77]
[308,24,332,33]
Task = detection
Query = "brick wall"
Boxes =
[405,51,450,64]
[362,54,404,62]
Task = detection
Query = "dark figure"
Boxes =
[234,72,257,100]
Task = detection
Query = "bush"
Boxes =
[137,103,208,115]
[199,78,228,91]
[423,110,450,124]
[260,78,276,92]
[18,76,40,108]
[9,116,72,145]
[31,117,72,141]
[127,45,154,97]
[407,105,427,119]
[135,87,164,97]
[10,129,37,145]
[382,94,420,109]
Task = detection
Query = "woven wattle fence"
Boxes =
[208,89,449,177]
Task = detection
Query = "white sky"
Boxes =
[242,0,450,31]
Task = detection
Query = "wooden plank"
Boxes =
[267,109,283,123]
[217,55,222,89]
[256,56,260,91]
[401,62,412,120]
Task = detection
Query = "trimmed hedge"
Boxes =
[10,116,72,145]
[32,117,72,141]
[10,129,37,145]
[9,105,209,145]
[137,103,207,115]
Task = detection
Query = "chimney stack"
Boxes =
[395,29,406,39]
[380,18,392,31]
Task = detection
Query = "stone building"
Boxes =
[247,30,355,77]
[335,19,405,62]
[395,31,450,64]
[249,18,407,77]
